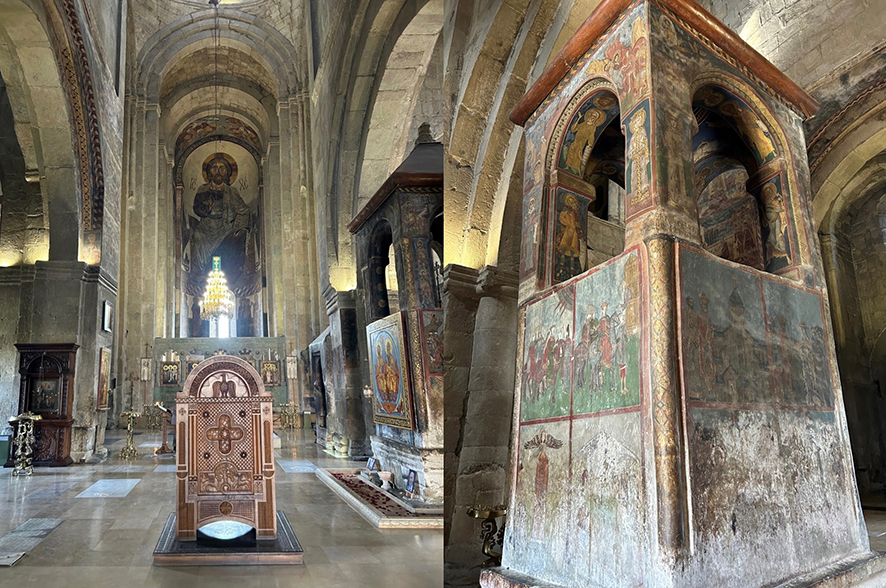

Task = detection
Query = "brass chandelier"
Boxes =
[199,256,234,320]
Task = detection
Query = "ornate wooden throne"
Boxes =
[175,355,277,541]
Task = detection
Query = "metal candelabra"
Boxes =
[118,411,140,460]
[467,505,507,568]
[9,412,42,476]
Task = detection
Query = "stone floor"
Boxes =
[0,428,443,587]
[860,491,886,553]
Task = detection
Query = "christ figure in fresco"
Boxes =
[190,155,251,280]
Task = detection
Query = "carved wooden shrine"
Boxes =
[175,355,277,541]
[5,344,78,468]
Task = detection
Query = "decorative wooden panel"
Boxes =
[175,355,276,541]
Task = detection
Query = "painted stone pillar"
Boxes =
[348,136,444,502]
[484,1,885,586]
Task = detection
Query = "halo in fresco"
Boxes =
[202,152,239,184]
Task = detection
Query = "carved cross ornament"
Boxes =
[206,414,243,454]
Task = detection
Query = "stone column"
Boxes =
[263,137,282,336]
[324,288,368,457]
[445,264,518,585]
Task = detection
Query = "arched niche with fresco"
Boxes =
[526,83,627,288]
[691,82,799,276]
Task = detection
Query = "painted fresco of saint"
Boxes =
[521,194,539,275]
[555,193,584,280]
[761,182,788,261]
[627,108,650,204]
[696,293,715,391]
[189,154,251,279]
[565,108,606,175]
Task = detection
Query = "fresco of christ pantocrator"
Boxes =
[188,154,253,284]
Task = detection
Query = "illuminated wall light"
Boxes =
[0,251,21,267]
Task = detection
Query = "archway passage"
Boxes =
[691,84,788,273]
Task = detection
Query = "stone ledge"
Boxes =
[775,550,886,587]
[480,551,886,588]
[480,567,567,588]
[315,468,443,529]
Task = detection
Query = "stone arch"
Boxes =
[319,0,439,292]
[0,0,89,264]
[161,74,278,143]
[163,87,271,153]
[813,105,886,233]
[446,0,565,269]
[355,0,444,210]
[136,8,302,101]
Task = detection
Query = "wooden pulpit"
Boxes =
[175,355,277,541]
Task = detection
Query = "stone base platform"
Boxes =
[479,551,886,588]
[152,511,303,566]
[316,468,443,529]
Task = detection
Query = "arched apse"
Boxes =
[177,139,264,338]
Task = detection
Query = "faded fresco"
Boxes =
[552,188,590,282]
[366,313,414,430]
[680,247,769,405]
[661,108,695,215]
[521,286,574,422]
[581,10,648,112]
[680,246,831,408]
[573,252,640,414]
[505,422,571,583]
[411,238,437,308]
[680,244,855,582]
[521,121,546,288]
[570,413,643,586]
[624,99,652,216]
[504,2,864,586]
[763,276,834,408]
[520,185,543,282]
[510,249,644,587]
[695,165,765,270]
[752,174,792,273]
[175,116,262,156]
[686,408,856,584]
[419,310,443,376]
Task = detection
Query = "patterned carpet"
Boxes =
[330,472,431,518]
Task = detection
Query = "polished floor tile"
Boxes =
[0,429,442,587]
[76,479,141,498]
